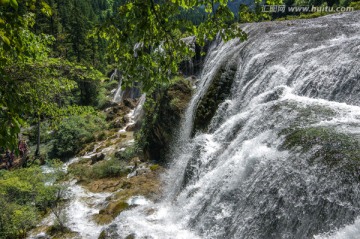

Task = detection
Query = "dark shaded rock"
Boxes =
[123,98,137,109]
[139,79,192,163]
[98,224,119,239]
[106,104,128,121]
[105,103,132,129]
[99,100,118,110]
[90,153,105,165]
[179,37,211,76]
[193,59,237,133]
[125,124,136,132]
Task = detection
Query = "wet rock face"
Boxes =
[193,58,237,134]
[179,37,211,76]
[105,102,134,129]
[98,225,120,239]
[90,153,106,165]
[141,79,192,163]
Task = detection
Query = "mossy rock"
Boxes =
[139,78,192,163]
[193,59,237,133]
[281,126,360,168]
[112,201,130,216]
[269,100,337,127]
[98,230,107,239]
[149,164,160,171]
[94,201,130,225]
[46,225,78,238]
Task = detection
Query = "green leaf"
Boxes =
[9,0,17,9]
[0,32,10,45]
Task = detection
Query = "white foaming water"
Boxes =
[64,181,112,238]
[109,202,201,239]
[30,169,111,239]
[30,94,149,239]
[127,196,151,206]
[314,217,360,239]
[112,69,123,103]
[118,93,146,133]
[103,11,360,239]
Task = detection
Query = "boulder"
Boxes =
[139,79,192,163]
[90,153,105,165]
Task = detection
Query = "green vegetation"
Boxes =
[194,60,236,133]
[0,166,65,238]
[69,158,130,181]
[99,0,251,91]
[136,78,192,162]
[53,113,107,158]
[350,0,360,7]
[281,127,360,167]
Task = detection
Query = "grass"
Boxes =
[68,158,131,181]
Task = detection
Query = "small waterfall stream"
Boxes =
[112,70,123,103]
[29,97,148,239]
[104,11,360,239]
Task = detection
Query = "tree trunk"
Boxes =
[35,118,41,157]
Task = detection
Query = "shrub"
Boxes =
[91,159,130,178]
[0,167,61,238]
[52,113,107,158]
[115,146,137,161]
[69,158,130,180]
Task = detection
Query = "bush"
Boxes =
[91,159,129,178]
[0,167,61,238]
[53,114,107,158]
[115,146,137,161]
[69,158,130,180]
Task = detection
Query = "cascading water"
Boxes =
[112,69,124,103]
[105,12,360,239]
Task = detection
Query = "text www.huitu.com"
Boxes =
[262,5,354,13]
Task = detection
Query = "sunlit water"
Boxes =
[103,11,360,239]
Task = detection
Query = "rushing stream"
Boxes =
[102,11,360,239]
[29,98,147,239]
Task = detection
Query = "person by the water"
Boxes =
[18,140,29,167]
[5,149,12,168]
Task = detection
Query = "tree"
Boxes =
[99,0,284,91]
[98,0,249,91]
[0,0,54,151]
[1,0,106,152]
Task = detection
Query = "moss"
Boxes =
[137,78,192,163]
[46,225,78,238]
[269,101,337,134]
[149,164,160,171]
[98,230,107,239]
[112,201,130,216]
[125,234,136,239]
[115,146,137,161]
[281,126,360,167]
[94,201,130,225]
[193,60,236,133]
[68,158,130,181]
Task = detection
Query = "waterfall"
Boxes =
[112,69,124,103]
[133,93,146,122]
[107,12,360,238]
